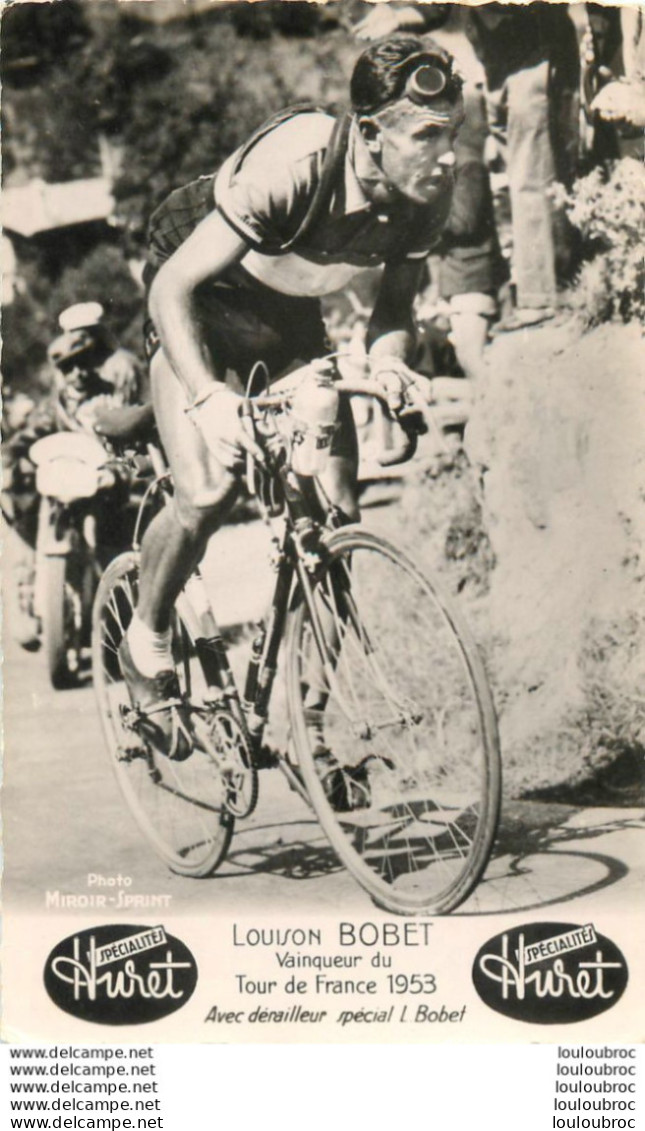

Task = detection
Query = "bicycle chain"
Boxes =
[208,708,259,819]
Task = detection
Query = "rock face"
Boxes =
[469,319,645,797]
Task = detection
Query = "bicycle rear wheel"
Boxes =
[91,551,233,877]
[286,528,500,914]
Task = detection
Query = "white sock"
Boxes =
[127,614,173,678]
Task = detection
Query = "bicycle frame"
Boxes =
[128,434,339,805]
[94,371,500,908]
[117,369,447,801]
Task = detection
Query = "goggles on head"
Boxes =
[369,52,461,119]
[404,62,449,104]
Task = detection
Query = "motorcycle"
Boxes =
[27,432,112,689]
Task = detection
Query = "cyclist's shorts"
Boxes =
[143,175,328,381]
[144,264,328,383]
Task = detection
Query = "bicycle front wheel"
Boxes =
[286,528,500,915]
[92,551,233,877]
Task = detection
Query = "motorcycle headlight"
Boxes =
[35,459,100,503]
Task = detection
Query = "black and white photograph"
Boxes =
[1,0,644,1043]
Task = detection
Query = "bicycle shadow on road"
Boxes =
[187,800,644,916]
[459,800,644,916]
[216,819,344,882]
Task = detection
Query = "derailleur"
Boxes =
[204,708,259,819]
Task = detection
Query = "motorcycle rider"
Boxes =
[46,302,145,431]
[2,303,147,648]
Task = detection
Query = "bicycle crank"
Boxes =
[194,708,259,818]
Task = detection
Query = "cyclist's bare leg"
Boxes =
[135,349,239,635]
[117,349,239,757]
[135,506,210,634]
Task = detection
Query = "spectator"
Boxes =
[438,81,507,379]
[50,302,145,428]
[590,6,645,136]
[4,303,147,518]
[354,3,581,331]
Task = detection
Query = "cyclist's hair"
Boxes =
[350,34,461,115]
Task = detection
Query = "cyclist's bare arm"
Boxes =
[365,259,427,409]
[148,211,248,402]
[366,258,425,363]
[149,212,264,467]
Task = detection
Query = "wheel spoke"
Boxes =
[92,553,233,877]
[287,530,500,914]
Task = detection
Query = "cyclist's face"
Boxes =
[365,98,462,205]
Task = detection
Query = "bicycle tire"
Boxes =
[43,555,78,690]
[80,552,99,648]
[285,527,500,915]
[91,551,234,877]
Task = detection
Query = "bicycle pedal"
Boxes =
[255,744,281,770]
[116,740,147,762]
[120,704,145,730]
[318,760,372,813]
[201,691,229,710]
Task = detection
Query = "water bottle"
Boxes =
[289,366,339,477]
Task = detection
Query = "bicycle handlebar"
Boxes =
[248,376,388,409]
[340,381,419,466]
[248,377,425,468]
[245,359,470,475]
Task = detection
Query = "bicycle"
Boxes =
[91,362,500,915]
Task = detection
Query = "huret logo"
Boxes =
[472,922,628,1024]
[44,924,198,1025]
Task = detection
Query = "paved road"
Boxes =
[3,517,644,921]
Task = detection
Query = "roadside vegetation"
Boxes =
[2,0,355,383]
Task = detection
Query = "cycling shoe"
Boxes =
[305,707,372,811]
[313,751,372,813]
[118,637,192,761]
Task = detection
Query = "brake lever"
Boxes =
[398,402,429,436]
[401,378,451,454]
[376,427,418,467]
[239,400,257,496]
[241,400,287,496]
[370,380,427,468]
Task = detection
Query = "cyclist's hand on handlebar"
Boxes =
[369,355,420,414]
[187,385,264,471]
[97,467,117,490]
[403,371,434,409]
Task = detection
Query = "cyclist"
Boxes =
[118,35,465,761]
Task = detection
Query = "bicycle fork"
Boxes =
[293,544,421,739]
